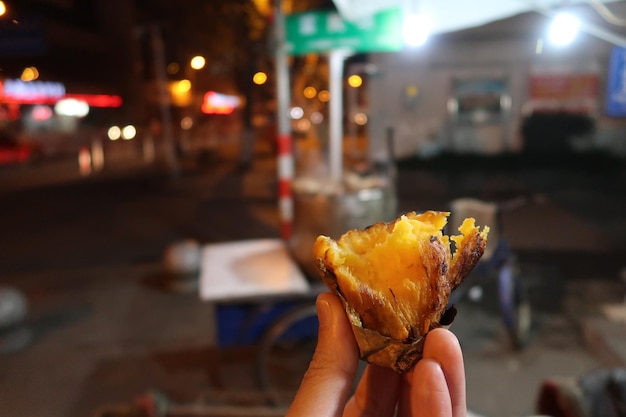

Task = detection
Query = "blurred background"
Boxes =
[0,0,625,416]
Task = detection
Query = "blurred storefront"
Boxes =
[366,7,626,160]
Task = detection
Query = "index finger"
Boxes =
[286,293,360,417]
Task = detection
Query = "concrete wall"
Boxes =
[367,10,626,160]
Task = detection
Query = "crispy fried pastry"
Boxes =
[313,211,489,373]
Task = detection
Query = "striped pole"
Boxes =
[277,134,293,239]
[274,1,293,240]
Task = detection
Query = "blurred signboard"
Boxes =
[606,46,626,117]
[285,8,403,55]
[0,16,47,56]
[527,73,599,114]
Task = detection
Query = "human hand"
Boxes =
[287,292,466,417]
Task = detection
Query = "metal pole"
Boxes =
[328,49,350,183]
[274,1,294,240]
[150,24,179,176]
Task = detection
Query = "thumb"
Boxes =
[286,292,360,417]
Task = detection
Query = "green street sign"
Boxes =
[285,8,403,55]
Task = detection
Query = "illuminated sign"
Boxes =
[64,94,122,108]
[2,79,65,101]
[285,8,403,55]
[528,73,598,113]
[0,79,122,108]
[201,91,241,115]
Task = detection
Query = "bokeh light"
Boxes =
[190,55,206,70]
[21,67,39,82]
[167,62,180,75]
[310,111,324,124]
[253,71,267,85]
[296,119,311,131]
[354,112,368,126]
[0,2,6,17]
[108,126,121,140]
[303,86,317,99]
[176,79,192,93]
[181,116,193,130]
[289,106,304,119]
[348,75,362,88]
[318,90,330,102]
[122,125,136,140]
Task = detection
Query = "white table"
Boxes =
[199,238,311,302]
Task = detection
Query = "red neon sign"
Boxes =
[201,91,241,115]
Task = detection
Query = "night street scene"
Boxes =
[1,0,626,416]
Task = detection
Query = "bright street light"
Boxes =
[402,13,430,47]
[190,55,206,70]
[549,12,580,46]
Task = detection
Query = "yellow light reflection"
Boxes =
[303,86,317,99]
[318,90,330,102]
[0,1,6,17]
[406,85,419,97]
[348,75,362,88]
[253,71,267,85]
[252,0,271,16]
[190,56,206,70]
[169,80,191,107]
[176,79,192,93]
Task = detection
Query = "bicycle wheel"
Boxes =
[497,256,532,348]
[256,303,319,406]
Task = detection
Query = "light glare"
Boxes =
[402,14,430,47]
[122,125,136,140]
[190,56,206,70]
[549,13,579,46]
